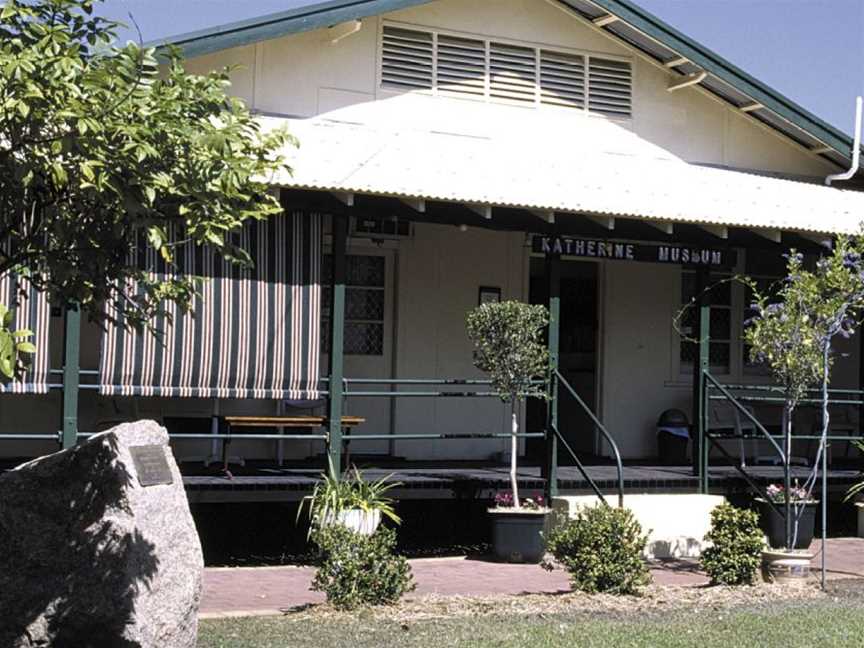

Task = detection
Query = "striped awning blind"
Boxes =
[0,272,51,394]
[99,211,323,399]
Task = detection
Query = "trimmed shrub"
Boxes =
[700,503,765,585]
[543,504,650,595]
[312,525,415,610]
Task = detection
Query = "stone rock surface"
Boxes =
[0,420,203,648]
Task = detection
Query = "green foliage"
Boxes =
[700,503,764,586]
[0,304,35,380]
[543,504,650,595]
[0,0,293,376]
[465,301,549,403]
[311,525,415,610]
[298,459,401,537]
[743,237,864,406]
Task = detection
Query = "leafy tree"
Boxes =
[0,0,292,379]
[466,301,548,508]
[743,236,864,547]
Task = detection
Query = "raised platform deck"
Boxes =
[181,462,862,502]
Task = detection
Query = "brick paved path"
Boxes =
[200,538,864,618]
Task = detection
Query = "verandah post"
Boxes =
[327,211,348,479]
[61,304,81,449]
[542,252,561,500]
[690,269,709,490]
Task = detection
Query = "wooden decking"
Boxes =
[181,462,862,502]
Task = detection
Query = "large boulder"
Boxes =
[0,420,203,648]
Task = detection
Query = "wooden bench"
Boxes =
[220,415,366,469]
[224,415,365,428]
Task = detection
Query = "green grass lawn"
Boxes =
[199,599,864,648]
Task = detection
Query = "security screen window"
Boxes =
[679,271,732,375]
[321,255,386,356]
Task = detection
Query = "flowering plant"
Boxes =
[494,491,546,510]
[765,483,809,504]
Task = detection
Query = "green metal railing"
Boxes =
[553,369,624,508]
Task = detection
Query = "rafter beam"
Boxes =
[331,191,354,207]
[740,101,764,113]
[585,214,615,230]
[751,228,782,244]
[664,56,688,68]
[810,145,833,155]
[699,225,728,239]
[399,197,425,213]
[465,203,492,220]
[530,209,555,224]
[646,221,673,235]
[328,19,362,44]
[668,71,706,93]
[592,14,619,27]
[798,232,833,248]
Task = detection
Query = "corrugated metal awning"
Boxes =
[262,114,864,236]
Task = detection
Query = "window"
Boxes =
[322,255,386,356]
[380,24,632,118]
[679,271,733,375]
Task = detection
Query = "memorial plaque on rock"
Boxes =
[130,444,174,486]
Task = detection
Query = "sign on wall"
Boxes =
[532,235,736,268]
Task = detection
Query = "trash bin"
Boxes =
[657,409,690,465]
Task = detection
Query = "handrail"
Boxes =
[554,369,624,508]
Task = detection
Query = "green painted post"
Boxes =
[61,305,81,449]
[698,302,710,493]
[327,212,348,479]
[543,253,561,500]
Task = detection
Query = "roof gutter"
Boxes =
[825,96,862,186]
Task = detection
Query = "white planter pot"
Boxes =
[856,502,864,538]
[761,548,814,585]
[321,509,381,535]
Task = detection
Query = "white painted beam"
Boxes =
[810,145,833,155]
[399,197,426,213]
[646,221,674,235]
[593,14,619,27]
[531,209,555,224]
[328,19,362,44]
[664,56,688,68]
[465,203,492,219]
[740,102,764,113]
[751,228,782,244]
[699,225,728,239]
[585,214,615,230]
[798,233,833,248]
[331,191,354,207]
[667,71,707,93]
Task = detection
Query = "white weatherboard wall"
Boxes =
[553,494,727,558]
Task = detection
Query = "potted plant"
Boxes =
[756,483,817,550]
[299,459,401,537]
[466,300,550,563]
[741,238,864,581]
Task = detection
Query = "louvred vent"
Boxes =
[489,42,537,104]
[381,26,433,90]
[539,50,585,109]
[588,57,632,117]
[380,24,632,118]
[437,34,486,97]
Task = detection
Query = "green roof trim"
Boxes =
[151,0,858,167]
[150,0,433,59]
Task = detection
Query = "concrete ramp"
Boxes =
[552,494,726,559]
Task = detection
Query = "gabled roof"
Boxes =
[151,0,861,172]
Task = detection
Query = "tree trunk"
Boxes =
[783,401,793,549]
[511,402,520,509]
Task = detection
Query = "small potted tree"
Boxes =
[466,300,550,563]
[743,236,864,580]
